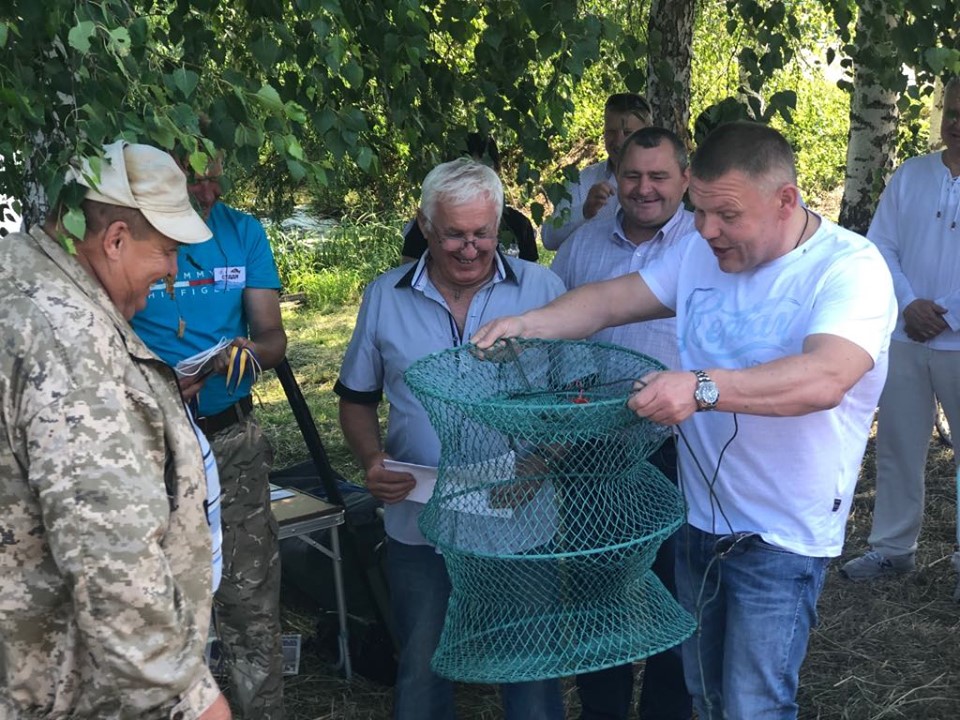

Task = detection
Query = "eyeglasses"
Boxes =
[423,216,498,251]
[437,233,498,251]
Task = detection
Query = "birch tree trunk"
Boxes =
[928,77,945,151]
[838,0,900,235]
[20,128,57,231]
[646,0,697,148]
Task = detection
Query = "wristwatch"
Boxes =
[692,370,719,411]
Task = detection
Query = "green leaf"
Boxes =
[68,20,97,54]
[341,106,367,132]
[326,36,345,72]
[188,152,208,176]
[235,124,264,148]
[765,1,785,27]
[285,158,307,181]
[171,68,199,100]
[284,100,307,124]
[342,60,363,89]
[87,155,103,185]
[310,162,328,186]
[316,107,337,134]
[624,68,646,93]
[255,84,284,113]
[285,134,305,160]
[169,103,200,134]
[924,47,959,75]
[128,17,147,47]
[483,25,504,50]
[0,22,9,49]
[356,145,373,172]
[251,33,281,69]
[768,89,797,111]
[62,206,86,241]
[108,27,131,56]
[530,201,544,226]
[150,117,178,149]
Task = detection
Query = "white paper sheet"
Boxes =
[383,459,438,504]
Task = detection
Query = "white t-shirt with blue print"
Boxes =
[640,217,896,557]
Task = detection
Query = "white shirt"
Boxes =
[641,217,896,557]
[542,161,619,250]
[551,206,697,369]
[868,151,960,349]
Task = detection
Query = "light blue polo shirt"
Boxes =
[132,202,281,416]
[335,252,565,545]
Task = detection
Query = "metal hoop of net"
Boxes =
[404,338,696,683]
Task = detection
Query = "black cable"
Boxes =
[674,412,740,716]
[676,414,739,539]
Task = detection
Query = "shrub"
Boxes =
[270,214,405,308]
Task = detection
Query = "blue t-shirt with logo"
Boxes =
[132,202,281,416]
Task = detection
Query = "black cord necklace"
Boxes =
[793,208,811,250]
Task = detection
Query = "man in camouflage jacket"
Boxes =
[0,142,231,720]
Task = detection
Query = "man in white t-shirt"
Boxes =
[473,122,897,720]
[541,93,652,251]
[840,77,960,590]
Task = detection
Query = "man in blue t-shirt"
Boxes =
[132,155,288,720]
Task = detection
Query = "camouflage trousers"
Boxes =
[210,413,284,720]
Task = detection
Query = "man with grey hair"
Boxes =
[335,158,565,719]
[841,76,960,591]
[474,123,896,719]
[0,141,230,719]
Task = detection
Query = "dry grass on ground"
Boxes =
[797,433,959,720]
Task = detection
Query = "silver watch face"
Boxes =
[696,381,719,408]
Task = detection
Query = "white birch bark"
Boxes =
[838,0,900,235]
[646,0,697,148]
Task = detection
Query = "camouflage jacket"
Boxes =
[0,229,220,719]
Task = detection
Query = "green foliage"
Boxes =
[896,90,931,161]
[3,0,614,228]
[1,0,317,227]
[774,74,850,199]
[4,0,956,232]
[689,0,851,199]
[826,0,960,85]
[269,216,404,309]
[256,304,360,474]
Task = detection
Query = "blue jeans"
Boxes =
[675,525,829,720]
[576,439,692,720]
[386,539,564,720]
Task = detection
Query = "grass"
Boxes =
[252,301,959,719]
[269,215,405,310]
[255,304,361,478]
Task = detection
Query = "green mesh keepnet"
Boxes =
[404,338,696,683]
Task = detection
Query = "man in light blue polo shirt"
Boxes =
[553,127,696,720]
[335,158,565,720]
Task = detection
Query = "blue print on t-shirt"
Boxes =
[680,287,802,364]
